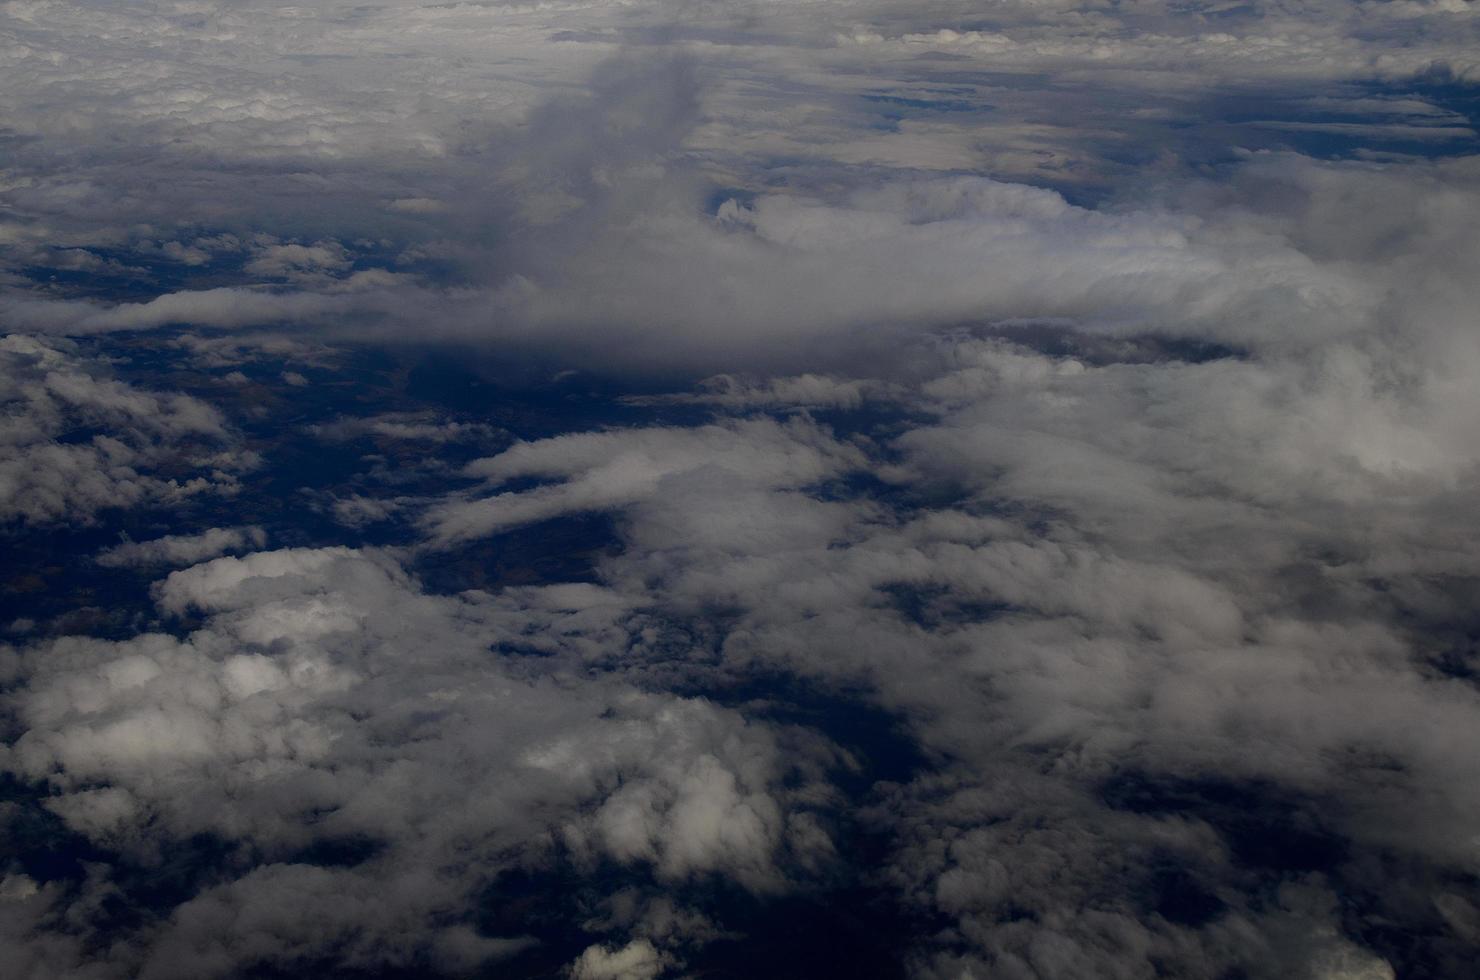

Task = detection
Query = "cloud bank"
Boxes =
[2,0,1479,977]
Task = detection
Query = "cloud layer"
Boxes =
[3,0,1479,977]
[3,547,843,976]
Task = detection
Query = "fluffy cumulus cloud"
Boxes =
[0,335,254,525]
[1,547,839,977]
[3,0,1480,977]
[570,939,669,980]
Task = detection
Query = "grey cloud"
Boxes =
[5,0,1480,976]
[387,307,1480,975]
[22,152,1429,376]
[0,283,419,336]
[0,335,255,526]
[421,416,870,547]
[309,412,502,444]
[3,547,843,975]
[625,373,896,410]
[326,493,406,529]
[135,866,536,980]
[5,1,1475,375]
[95,527,268,569]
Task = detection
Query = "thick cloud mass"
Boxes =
[3,0,1480,978]
[410,341,1480,976]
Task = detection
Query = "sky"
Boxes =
[2,1,1480,978]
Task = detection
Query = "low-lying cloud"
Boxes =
[3,0,1479,977]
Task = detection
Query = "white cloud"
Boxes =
[569,939,668,980]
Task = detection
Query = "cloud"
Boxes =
[309,411,501,444]
[14,151,1452,378]
[3,0,1474,374]
[2,547,842,975]
[389,302,1480,975]
[569,939,668,980]
[4,0,1480,976]
[327,493,405,529]
[0,283,418,336]
[95,527,268,569]
[627,373,892,410]
[0,335,255,526]
[243,242,353,283]
[421,416,870,547]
